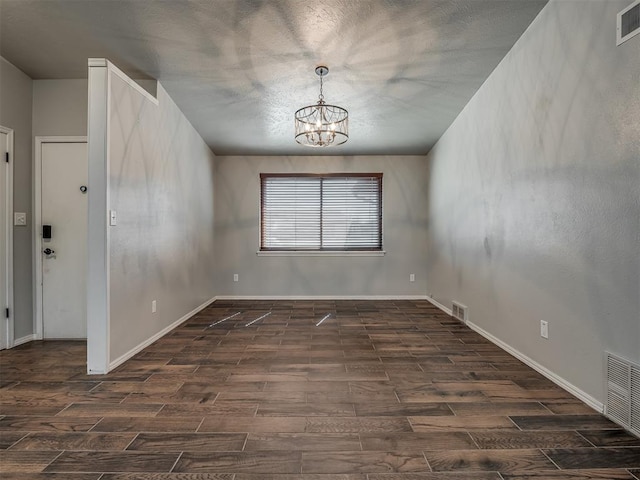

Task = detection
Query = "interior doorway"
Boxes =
[35,137,88,339]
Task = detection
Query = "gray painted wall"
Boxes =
[107,71,217,362]
[33,79,88,137]
[214,155,428,297]
[0,57,33,340]
[425,0,640,403]
[0,65,89,341]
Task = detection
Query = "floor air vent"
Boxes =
[451,301,468,323]
[617,0,640,45]
[606,352,640,436]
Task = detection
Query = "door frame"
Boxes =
[34,136,87,340]
[0,126,14,349]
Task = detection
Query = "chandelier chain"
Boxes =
[318,73,324,103]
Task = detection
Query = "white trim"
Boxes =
[424,295,602,413]
[107,296,216,372]
[86,59,157,375]
[466,320,604,414]
[33,136,88,341]
[13,334,36,347]
[87,60,111,374]
[425,295,453,316]
[88,58,107,68]
[257,250,386,257]
[0,127,14,349]
[215,295,429,301]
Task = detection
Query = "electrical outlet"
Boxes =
[540,320,548,339]
[409,273,415,282]
[151,300,157,313]
[233,273,239,282]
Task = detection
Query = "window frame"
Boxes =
[259,172,383,253]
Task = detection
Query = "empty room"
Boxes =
[0,0,639,478]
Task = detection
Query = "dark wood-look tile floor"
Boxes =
[1,300,639,479]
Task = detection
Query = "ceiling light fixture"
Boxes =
[295,66,348,147]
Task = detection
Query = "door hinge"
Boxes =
[4,152,8,163]
[5,308,8,319]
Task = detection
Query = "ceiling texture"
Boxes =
[0,0,548,156]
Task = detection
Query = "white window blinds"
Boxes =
[261,173,382,251]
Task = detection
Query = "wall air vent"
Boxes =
[605,352,640,436]
[617,0,640,45]
[451,301,468,323]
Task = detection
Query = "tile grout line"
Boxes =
[467,429,482,449]
[507,415,524,431]
[195,416,206,433]
[246,311,271,327]
[169,451,183,473]
[574,429,598,447]
[55,403,74,416]
[208,311,242,328]
[539,401,556,414]
[315,313,331,327]
[539,447,562,470]
[422,449,433,472]
[87,416,105,433]
[122,432,139,451]
[42,449,65,471]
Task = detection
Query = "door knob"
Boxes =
[43,248,55,255]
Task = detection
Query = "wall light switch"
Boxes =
[409,273,415,282]
[151,300,157,313]
[109,210,117,226]
[14,212,27,226]
[233,274,239,282]
[540,320,549,339]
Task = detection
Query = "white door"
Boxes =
[0,132,8,349]
[41,142,88,339]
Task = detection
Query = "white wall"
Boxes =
[87,61,216,369]
[425,0,640,405]
[0,57,33,341]
[214,155,428,297]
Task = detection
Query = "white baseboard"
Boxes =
[107,296,216,372]
[423,297,603,414]
[13,334,37,347]
[466,320,604,414]
[425,296,453,315]
[214,295,429,301]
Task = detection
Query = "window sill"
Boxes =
[257,250,386,257]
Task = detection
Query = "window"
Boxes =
[260,173,382,251]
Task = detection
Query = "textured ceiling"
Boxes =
[0,0,547,155]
